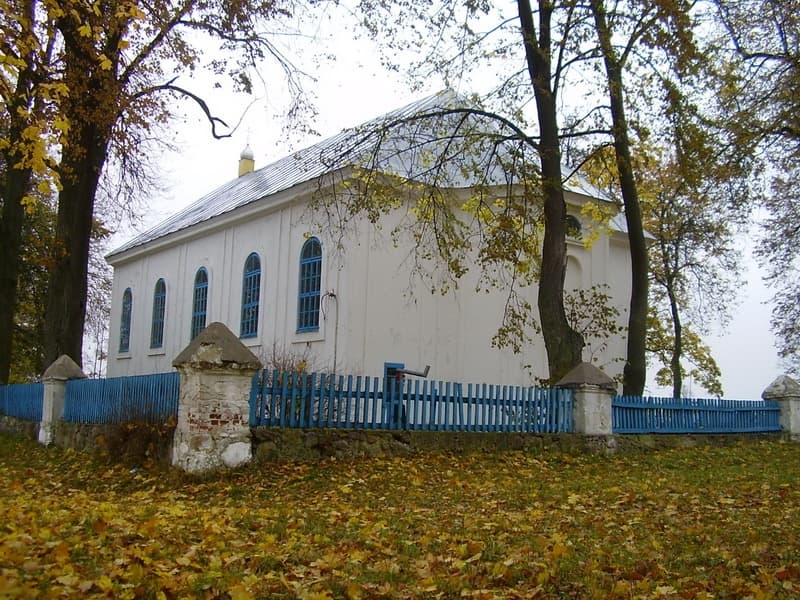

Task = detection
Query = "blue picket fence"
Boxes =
[1,372,787,438]
[250,370,574,432]
[63,372,180,424]
[0,383,44,421]
[612,395,781,434]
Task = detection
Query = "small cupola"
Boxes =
[238,145,254,177]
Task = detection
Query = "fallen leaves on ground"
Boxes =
[0,434,798,598]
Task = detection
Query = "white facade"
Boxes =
[106,181,632,385]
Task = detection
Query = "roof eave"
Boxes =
[106,176,330,266]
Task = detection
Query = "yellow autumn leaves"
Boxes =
[0,434,798,598]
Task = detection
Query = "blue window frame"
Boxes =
[297,238,322,332]
[150,278,166,349]
[119,288,132,353]
[240,253,261,338]
[191,268,208,340]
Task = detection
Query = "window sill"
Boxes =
[293,329,324,344]
[148,349,166,357]
[117,353,132,360]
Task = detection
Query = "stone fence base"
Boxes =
[0,416,787,466]
[0,415,38,439]
[52,422,175,465]
[251,427,785,463]
[0,417,174,465]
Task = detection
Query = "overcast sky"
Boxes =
[113,13,786,400]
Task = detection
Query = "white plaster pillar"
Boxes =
[571,384,615,435]
[762,375,800,441]
[556,362,616,435]
[38,355,86,445]
[171,322,262,473]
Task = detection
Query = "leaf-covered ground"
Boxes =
[0,434,798,599]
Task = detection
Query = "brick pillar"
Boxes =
[38,355,86,445]
[171,322,262,473]
[556,362,617,435]
[762,375,800,442]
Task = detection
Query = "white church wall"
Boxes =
[107,188,633,386]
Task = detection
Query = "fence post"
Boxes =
[171,322,262,473]
[556,362,616,436]
[38,355,86,445]
[762,375,800,441]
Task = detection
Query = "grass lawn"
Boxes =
[0,433,798,599]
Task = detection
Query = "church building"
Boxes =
[105,92,633,385]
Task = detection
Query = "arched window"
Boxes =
[240,253,261,338]
[150,278,166,349]
[119,288,132,353]
[566,214,582,239]
[191,268,208,340]
[297,238,322,332]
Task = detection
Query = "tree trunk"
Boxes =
[0,30,37,383]
[590,0,649,395]
[518,0,585,383]
[0,164,32,383]
[43,123,107,367]
[43,24,114,367]
[667,282,683,398]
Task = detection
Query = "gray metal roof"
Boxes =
[108,91,615,259]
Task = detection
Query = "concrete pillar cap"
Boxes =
[762,374,800,400]
[42,355,87,381]
[555,362,617,392]
[173,322,262,370]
